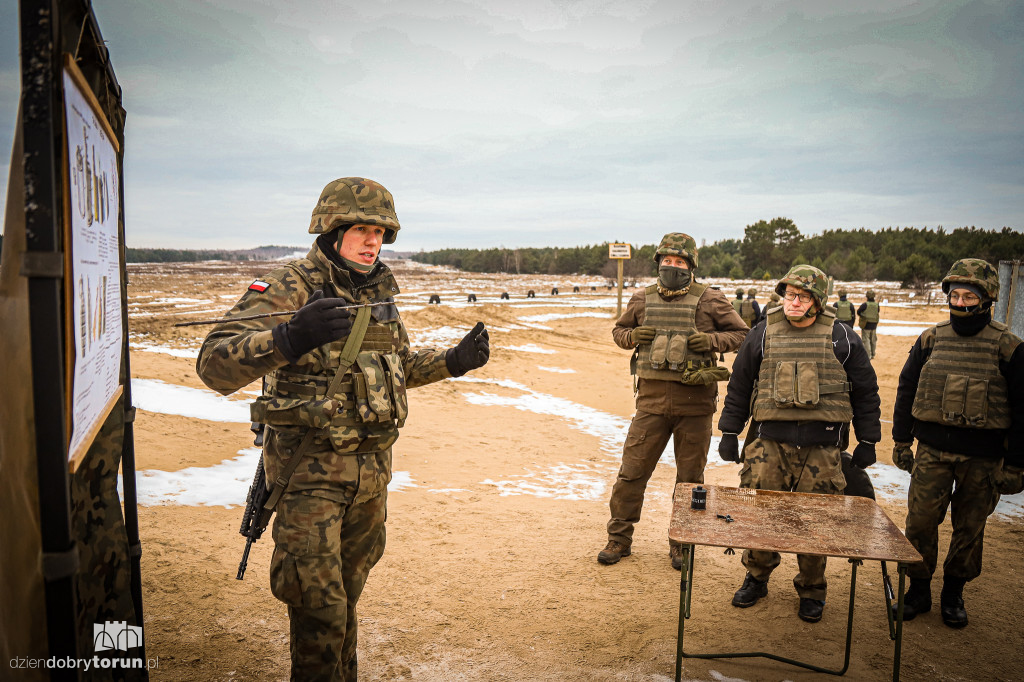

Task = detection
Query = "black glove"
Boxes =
[851,441,876,469]
[719,433,740,462]
[446,322,490,376]
[272,290,353,364]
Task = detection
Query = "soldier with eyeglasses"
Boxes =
[717,264,880,623]
[891,258,1024,629]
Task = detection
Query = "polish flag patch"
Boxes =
[248,279,270,293]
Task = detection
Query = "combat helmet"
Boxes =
[775,264,832,308]
[866,289,876,300]
[941,258,999,300]
[654,233,698,269]
[309,177,401,244]
[747,288,757,297]
[736,287,745,296]
[838,288,848,297]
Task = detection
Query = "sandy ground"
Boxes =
[125,260,1024,681]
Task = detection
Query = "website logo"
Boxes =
[93,621,142,652]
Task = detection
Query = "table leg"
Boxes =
[675,544,693,682]
[892,564,907,682]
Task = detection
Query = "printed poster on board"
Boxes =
[63,59,123,464]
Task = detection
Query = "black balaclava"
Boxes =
[948,283,992,336]
[658,258,692,292]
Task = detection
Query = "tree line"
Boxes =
[411,223,1024,287]
[125,245,301,263]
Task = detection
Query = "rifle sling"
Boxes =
[262,305,374,514]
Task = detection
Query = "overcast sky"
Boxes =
[1,1,1022,251]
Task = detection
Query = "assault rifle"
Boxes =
[237,421,271,580]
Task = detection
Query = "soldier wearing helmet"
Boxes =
[717,264,881,623]
[737,287,760,327]
[856,289,880,358]
[891,258,1024,629]
[732,287,746,316]
[834,288,856,329]
[196,177,490,680]
[598,233,748,570]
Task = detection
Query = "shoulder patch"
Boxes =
[248,279,270,292]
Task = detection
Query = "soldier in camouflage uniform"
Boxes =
[857,289,880,359]
[892,258,1024,628]
[718,264,881,623]
[598,233,748,569]
[732,287,746,316]
[834,289,856,329]
[196,177,490,681]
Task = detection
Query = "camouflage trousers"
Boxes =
[607,410,712,548]
[904,443,1002,582]
[266,428,390,682]
[739,438,846,600]
[860,328,877,359]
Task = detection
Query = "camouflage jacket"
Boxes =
[613,284,748,416]
[196,243,451,442]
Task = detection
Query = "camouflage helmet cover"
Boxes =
[309,177,401,244]
[747,287,757,296]
[770,292,781,302]
[776,264,833,308]
[736,287,745,296]
[838,288,848,297]
[941,258,999,300]
[654,232,698,269]
[866,289,876,299]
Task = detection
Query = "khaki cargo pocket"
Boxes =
[794,362,820,408]
[650,332,669,368]
[773,361,797,407]
[270,495,344,609]
[355,352,393,422]
[380,353,408,423]
[941,374,989,426]
[666,333,687,369]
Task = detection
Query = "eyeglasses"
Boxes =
[949,292,981,305]
[782,291,814,304]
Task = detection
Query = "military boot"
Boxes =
[597,540,631,565]
[892,579,931,621]
[732,573,768,607]
[670,544,685,571]
[798,598,825,623]
[941,577,969,628]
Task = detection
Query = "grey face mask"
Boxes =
[658,265,691,291]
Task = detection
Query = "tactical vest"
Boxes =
[740,299,757,326]
[910,320,1018,430]
[752,308,854,423]
[633,283,725,385]
[732,298,743,314]
[249,257,409,454]
[859,301,879,326]
[835,299,855,323]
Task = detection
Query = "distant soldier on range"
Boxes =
[196,177,490,681]
[599,233,748,569]
[741,288,761,328]
[857,289,880,359]
[891,259,1024,628]
[835,289,856,329]
[718,265,880,623]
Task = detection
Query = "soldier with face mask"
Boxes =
[717,265,881,623]
[598,233,748,569]
[891,258,1024,629]
[196,177,490,681]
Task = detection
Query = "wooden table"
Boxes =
[669,483,922,681]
